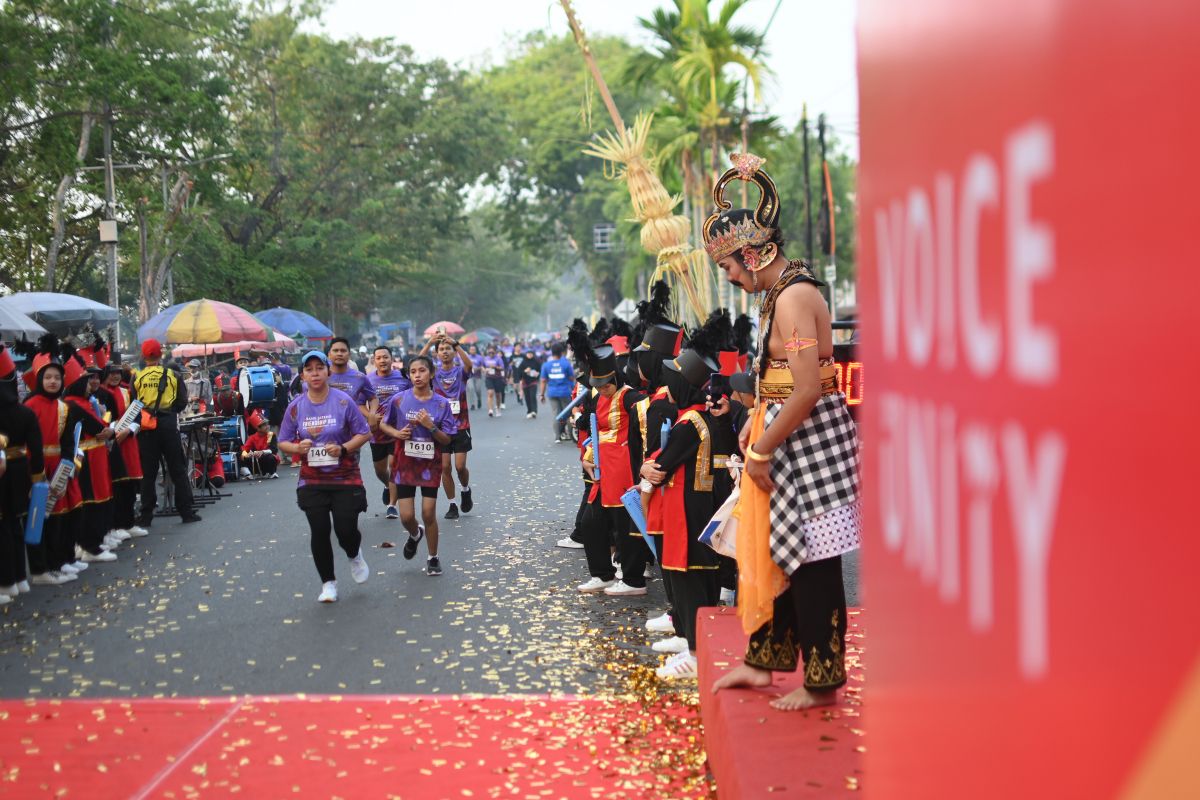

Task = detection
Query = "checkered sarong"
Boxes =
[765,394,860,576]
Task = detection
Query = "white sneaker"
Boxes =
[103,535,123,550]
[318,581,338,603]
[577,577,616,593]
[240,466,252,478]
[52,570,78,582]
[59,563,80,575]
[0,594,9,605]
[656,652,698,680]
[75,545,85,560]
[110,529,132,541]
[615,566,623,580]
[500,403,506,410]
[0,584,18,598]
[604,580,647,597]
[81,549,117,563]
[349,551,370,584]
[71,561,88,572]
[652,636,689,654]
[127,525,150,537]
[644,564,655,580]
[646,612,674,633]
[17,580,30,593]
[556,537,584,549]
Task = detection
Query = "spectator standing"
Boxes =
[539,343,575,441]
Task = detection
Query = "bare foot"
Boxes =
[769,687,838,711]
[712,664,773,693]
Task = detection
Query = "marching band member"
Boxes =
[94,353,147,541]
[705,154,862,711]
[240,412,279,478]
[61,345,117,562]
[0,343,43,601]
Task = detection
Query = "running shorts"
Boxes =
[395,484,439,499]
[446,429,472,453]
[370,442,393,462]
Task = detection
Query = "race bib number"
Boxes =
[404,439,435,460]
[307,445,338,467]
[449,400,461,415]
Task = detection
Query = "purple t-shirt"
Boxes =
[482,355,505,379]
[368,369,412,443]
[384,389,458,487]
[326,369,375,407]
[434,360,470,430]
[280,388,371,487]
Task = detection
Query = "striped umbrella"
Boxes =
[138,299,275,344]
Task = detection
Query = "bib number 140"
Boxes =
[307,445,338,467]
[405,439,435,459]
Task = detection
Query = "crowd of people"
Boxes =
[0,154,861,711]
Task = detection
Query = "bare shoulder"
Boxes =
[777,279,825,307]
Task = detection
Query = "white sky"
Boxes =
[315,0,859,154]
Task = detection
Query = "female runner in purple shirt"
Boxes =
[279,350,372,603]
[379,356,456,576]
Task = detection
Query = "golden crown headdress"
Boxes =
[702,153,781,265]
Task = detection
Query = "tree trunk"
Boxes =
[46,113,94,291]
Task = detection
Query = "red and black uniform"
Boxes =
[1,347,44,587]
[62,390,113,555]
[25,386,86,571]
[94,383,143,531]
[240,429,279,476]
[580,384,650,587]
[647,407,737,650]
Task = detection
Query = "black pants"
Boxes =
[663,569,720,650]
[137,419,193,518]
[0,514,26,586]
[744,555,848,690]
[297,484,365,583]
[580,503,647,588]
[36,510,81,571]
[522,383,537,415]
[80,499,113,555]
[112,479,138,530]
[241,453,279,476]
[570,481,591,543]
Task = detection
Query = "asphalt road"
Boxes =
[0,401,860,699]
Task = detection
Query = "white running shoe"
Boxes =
[52,570,78,582]
[59,563,80,575]
[644,564,655,580]
[349,551,370,584]
[71,561,88,572]
[127,525,150,537]
[604,580,647,597]
[103,534,123,550]
[240,467,252,478]
[31,572,64,586]
[656,652,698,680]
[110,529,132,541]
[0,594,9,606]
[0,584,18,598]
[556,537,584,549]
[577,577,616,593]
[652,636,689,654]
[645,612,674,633]
[318,581,338,603]
[81,549,117,563]
[17,580,30,594]
[500,403,506,410]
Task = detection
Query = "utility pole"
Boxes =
[801,104,814,265]
[102,2,119,345]
[818,114,836,318]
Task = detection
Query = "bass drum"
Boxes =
[239,365,277,408]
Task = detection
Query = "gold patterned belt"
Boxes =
[43,445,61,456]
[81,438,107,451]
[713,455,730,469]
[4,445,27,459]
[759,362,839,404]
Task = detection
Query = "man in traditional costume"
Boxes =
[706,153,862,711]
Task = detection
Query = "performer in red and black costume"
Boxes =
[93,348,147,540]
[0,342,44,601]
[21,335,88,581]
[554,320,598,551]
[640,311,739,679]
[61,343,117,562]
[573,334,651,598]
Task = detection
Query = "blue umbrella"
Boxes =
[0,292,117,335]
[253,307,333,340]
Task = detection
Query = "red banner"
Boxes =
[857,1,1200,796]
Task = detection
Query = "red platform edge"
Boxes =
[696,606,866,797]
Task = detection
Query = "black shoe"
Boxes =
[180,512,202,524]
[403,526,425,560]
[444,502,459,520]
[425,556,443,576]
[381,487,389,505]
[459,488,473,514]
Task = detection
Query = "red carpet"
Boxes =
[697,606,866,798]
[0,694,712,799]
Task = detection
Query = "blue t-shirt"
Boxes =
[540,357,575,398]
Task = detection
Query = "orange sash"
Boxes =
[735,402,789,634]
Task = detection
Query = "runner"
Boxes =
[278,350,372,604]
[538,342,575,443]
[367,346,411,519]
[467,345,484,410]
[378,355,457,577]
[422,334,474,519]
[326,338,376,418]
[480,344,505,417]
[511,343,542,419]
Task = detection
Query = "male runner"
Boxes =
[367,346,411,519]
[422,334,474,519]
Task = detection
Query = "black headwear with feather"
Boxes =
[663,309,731,408]
[566,319,594,388]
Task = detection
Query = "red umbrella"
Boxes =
[423,320,466,338]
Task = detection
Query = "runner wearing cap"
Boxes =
[278,350,372,603]
[378,355,456,577]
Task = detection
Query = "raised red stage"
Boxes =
[696,606,866,797]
